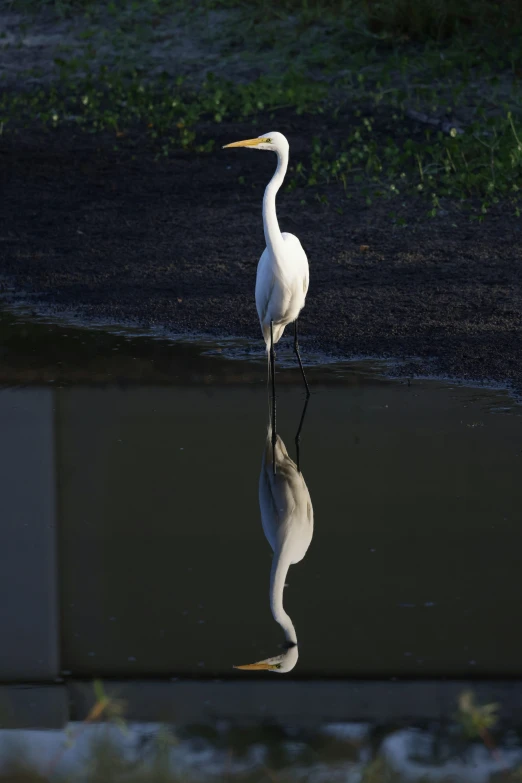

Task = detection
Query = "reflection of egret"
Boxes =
[235,402,313,673]
[223,132,310,456]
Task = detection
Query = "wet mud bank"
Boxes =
[1,124,521,390]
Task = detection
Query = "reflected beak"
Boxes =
[234,661,273,670]
[223,137,266,149]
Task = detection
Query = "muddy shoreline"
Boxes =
[1,122,521,391]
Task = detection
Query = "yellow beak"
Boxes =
[234,661,273,670]
[223,137,267,149]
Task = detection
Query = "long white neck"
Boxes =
[262,149,288,256]
[269,543,297,645]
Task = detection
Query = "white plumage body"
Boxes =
[259,427,313,564]
[255,233,310,348]
[223,130,309,356]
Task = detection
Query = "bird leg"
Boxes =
[294,395,310,473]
[270,320,277,475]
[293,320,310,398]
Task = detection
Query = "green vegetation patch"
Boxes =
[2,0,522,216]
[1,65,325,152]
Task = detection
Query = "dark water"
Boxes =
[1,312,521,683]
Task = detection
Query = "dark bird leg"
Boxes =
[270,320,277,475]
[294,319,310,398]
[294,395,310,473]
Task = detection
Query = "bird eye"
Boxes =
[265,138,272,143]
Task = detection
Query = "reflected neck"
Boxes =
[270,544,297,645]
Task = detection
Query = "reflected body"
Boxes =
[223,132,310,423]
[235,419,314,673]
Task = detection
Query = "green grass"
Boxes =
[2,0,522,216]
[1,65,325,152]
[289,109,522,218]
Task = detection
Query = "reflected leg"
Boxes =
[295,395,310,473]
[294,320,310,398]
[270,320,277,475]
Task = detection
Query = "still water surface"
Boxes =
[1,313,521,679]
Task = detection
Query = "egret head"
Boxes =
[223,131,288,155]
[234,642,298,674]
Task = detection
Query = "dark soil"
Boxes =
[1,115,521,390]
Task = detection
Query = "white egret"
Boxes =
[223,132,311,451]
[234,403,313,673]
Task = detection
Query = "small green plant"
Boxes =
[455,689,500,756]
